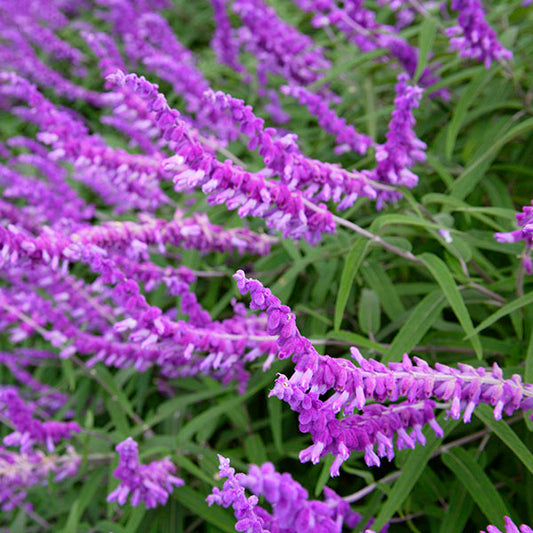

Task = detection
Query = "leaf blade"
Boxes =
[334,239,370,331]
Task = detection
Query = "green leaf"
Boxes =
[371,214,449,233]
[383,290,445,364]
[415,17,437,81]
[309,48,386,90]
[445,68,495,160]
[451,117,533,200]
[364,77,377,139]
[95,522,127,533]
[173,455,218,486]
[372,416,458,530]
[244,434,268,464]
[267,394,283,454]
[105,395,130,437]
[62,471,105,533]
[174,487,236,533]
[314,455,334,497]
[438,483,473,533]
[467,291,533,337]
[94,365,136,420]
[419,253,483,359]
[61,358,76,391]
[442,448,510,528]
[125,507,146,533]
[135,386,231,437]
[358,288,380,335]
[362,263,405,320]
[474,404,533,476]
[334,239,370,331]
[327,329,386,354]
[176,365,285,444]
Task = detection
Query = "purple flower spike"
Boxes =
[234,271,533,472]
[210,0,245,73]
[363,74,426,207]
[447,0,513,68]
[207,455,267,533]
[107,437,183,508]
[280,84,373,155]
[108,71,338,242]
[208,456,364,532]
[481,516,533,533]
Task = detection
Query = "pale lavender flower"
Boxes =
[107,437,183,508]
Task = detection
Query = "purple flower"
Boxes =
[495,201,533,274]
[108,71,338,242]
[0,445,80,512]
[232,0,331,87]
[208,456,363,532]
[291,0,443,95]
[207,455,267,533]
[0,387,80,453]
[280,84,373,155]
[203,87,378,211]
[363,74,426,208]
[233,271,533,471]
[481,516,533,533]
[107,437,183,508]
[447,0,513,68]
[210,0,245,73]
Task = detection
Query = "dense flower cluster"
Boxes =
[107,437,183,508]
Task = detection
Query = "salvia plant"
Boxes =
[0,0,532,531]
